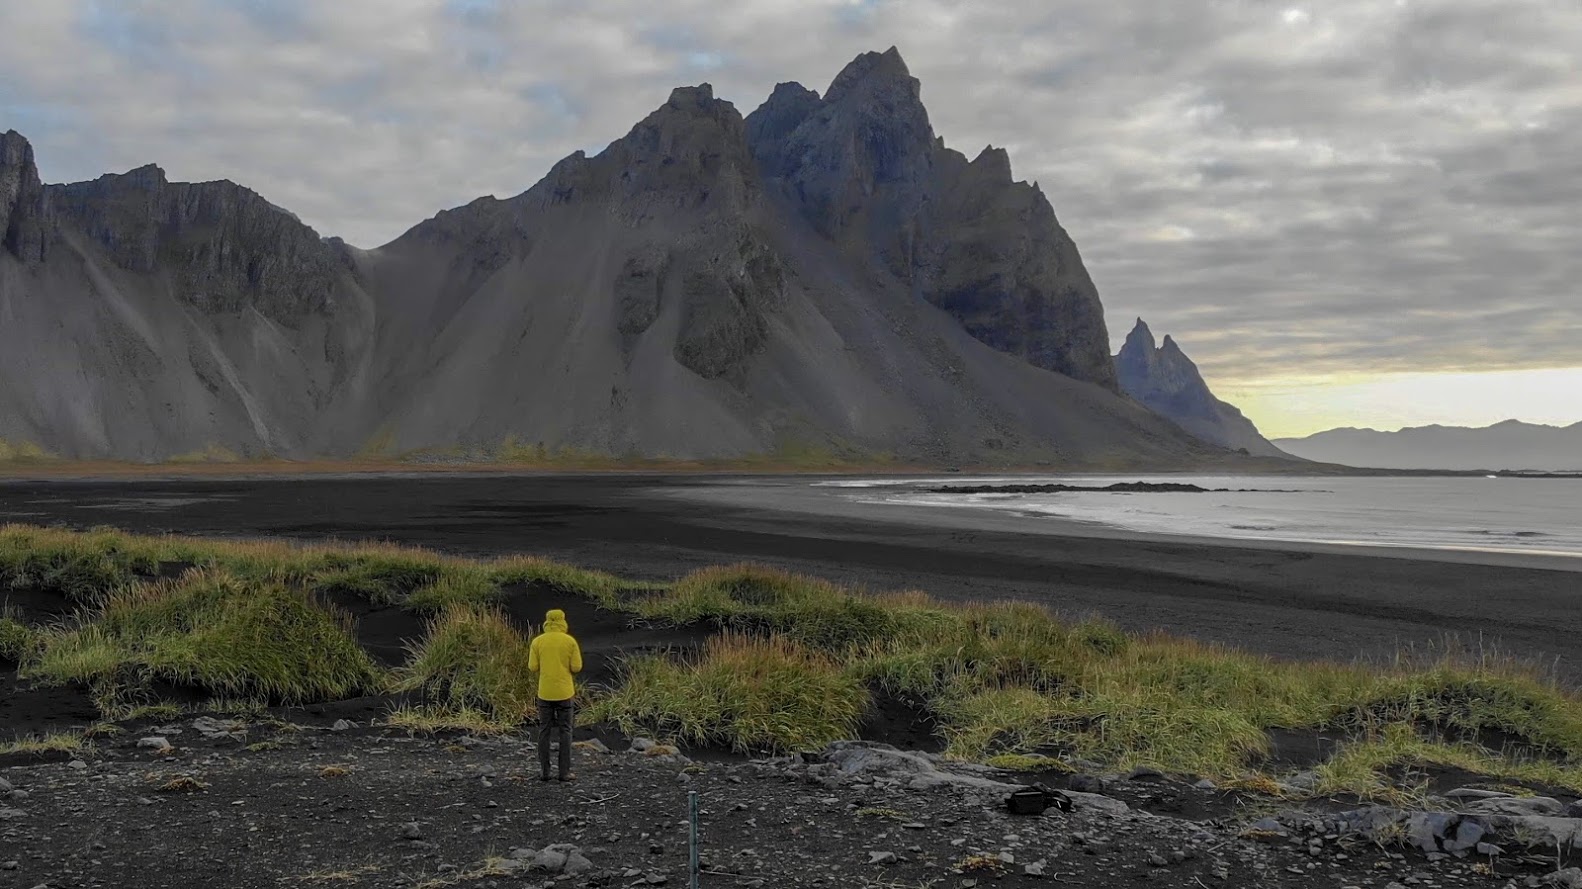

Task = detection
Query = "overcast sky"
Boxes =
[2,0,1578,436]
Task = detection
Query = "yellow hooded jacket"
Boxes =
[528,609,582,702]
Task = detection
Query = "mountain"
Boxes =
[0,49,1251,466]
[1275,421,1582,471]
[1113,319,1287,457]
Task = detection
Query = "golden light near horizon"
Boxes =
[1217,367,1582,440]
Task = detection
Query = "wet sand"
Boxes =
[1,472,1577,680]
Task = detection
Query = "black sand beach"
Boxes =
[0,472,1577,679]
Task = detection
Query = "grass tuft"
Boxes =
[0,732,85,756]
[393,606,535,722]
[0,612,39,660]
[589,632,869,753]
[22,568,383,704]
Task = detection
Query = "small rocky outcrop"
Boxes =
[0,130,49,263]
[1114,318,1289,457]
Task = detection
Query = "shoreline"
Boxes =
[671,479,1582,574]
[0,472,1577,681]
[0,457,1558,481]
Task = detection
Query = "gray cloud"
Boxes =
[1,0,1578,383]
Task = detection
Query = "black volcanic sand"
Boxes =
[0,472,1577,683]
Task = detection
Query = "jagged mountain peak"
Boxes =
[825,46,915,104]
[969,145,1012,182]
[1,128,48,263]
[1,129,31,155]
[1123,317,1156,349]
[1115,320,1286,457]
[665,83,719,112]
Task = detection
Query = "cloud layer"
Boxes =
[3,0,1578,385]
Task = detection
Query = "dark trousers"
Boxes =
[537,698,574,779]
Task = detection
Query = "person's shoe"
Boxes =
[558,772,577,783]
[539,774,550,783]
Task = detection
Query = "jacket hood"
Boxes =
[543,608,569,634]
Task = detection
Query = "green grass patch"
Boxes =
[0,732,84,756]
[384,704,519,736]
[21,568,383,704]
[633,564,897,650]
[405,567,501,612]
[589,633,869,753]
[393,606,535,722]
[9,524,1582,801]
[0,613,39,660]
[489,555,632,608]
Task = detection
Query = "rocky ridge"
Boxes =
[1114,318,1288,457]
[0,51,1267,466]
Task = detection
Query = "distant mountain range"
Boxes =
[1275,421,1582,471]
[1,48,1291,467]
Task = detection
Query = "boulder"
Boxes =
[1467,796,1564,816]
[817,742,1017,792]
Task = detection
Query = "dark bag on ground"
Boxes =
[1006,783,1073,815]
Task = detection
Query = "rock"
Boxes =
[1406,812,1457,852]
[574,738,610,754]
[137,737,172,750]
[0,778,10,793]
[1331,806,1409,842]
[1193,778,1217,790]
[1068,775,1107,794]
[191,717,245,742]
[1065,791,1129,816]
[1023,860,1046,876]
[0,808,26,821]
[526,844,590,875]
[1468,796,1565,816]
[560,849,594,875]
[399,821,422,840]
[532,849,568,873]
[0,860,15,870]
[630,737,657,753]
[1550,868,1582,889]
[868,851,897,865]
[330,719,354,732]
[1247,817,1287,837]
[817,742,1017,792]
[1444,818,1485,854]
[1569,800,1582,819]
[1127,766,1165,782]
[67,759,87,770]
[1444,787,1514,801]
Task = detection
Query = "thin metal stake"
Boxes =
[689,790,700,889]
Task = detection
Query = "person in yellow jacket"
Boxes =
[527,608,583,782]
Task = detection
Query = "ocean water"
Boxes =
[816,475,1582,558]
